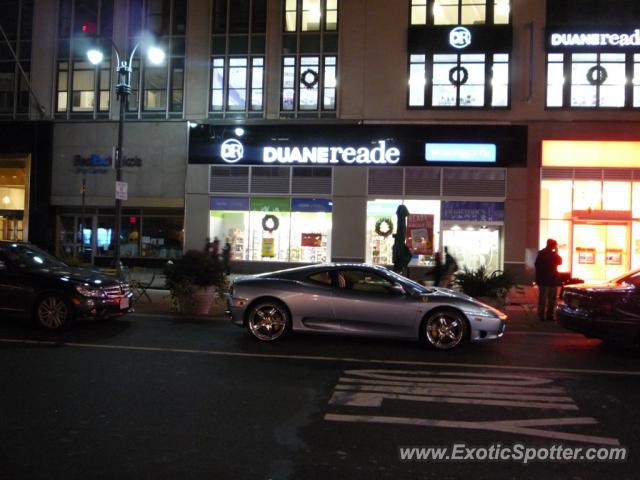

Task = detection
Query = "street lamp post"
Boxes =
[87,40,164,277]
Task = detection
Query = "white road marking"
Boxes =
[324,413,621,446]
[1,337,640,377]
[325,369,620,445]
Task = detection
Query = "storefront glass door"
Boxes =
[572,223,628,282]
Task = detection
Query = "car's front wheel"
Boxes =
[246,300,290,341]
[422,309,468,350]
[35,295,74,331]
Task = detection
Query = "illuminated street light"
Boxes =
[87,38,164,277]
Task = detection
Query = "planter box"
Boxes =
[178,286,216,315]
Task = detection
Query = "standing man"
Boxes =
[535,238,563,322]
[441,246,458,288]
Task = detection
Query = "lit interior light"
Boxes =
[234,127,245,137]
[2,196,10,205]
[188,122,198,128]
[87,49,104,65]
[497,1,510,16]
[308,6,322,21]
[147,46,165,65]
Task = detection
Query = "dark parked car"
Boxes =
[0,241,133,330]
[557,269,640,348]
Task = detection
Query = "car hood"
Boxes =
[31,266,120,286]
[564,282,634,294]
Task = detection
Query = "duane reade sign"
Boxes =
[549,29,640,48]
[220,139,401,165]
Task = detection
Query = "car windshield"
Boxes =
[1,244,68,271]
[383,268,430,294]
[614,270,640,287]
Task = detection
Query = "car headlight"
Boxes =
[464,305,507,320]
[76,285,107,298]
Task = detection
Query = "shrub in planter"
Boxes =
[453,266,516,307]
[164,250,225,315]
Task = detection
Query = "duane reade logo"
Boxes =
[550,29,640,47]
[220,139,244,163]
[263,140,401,165]
[449,26,472,49]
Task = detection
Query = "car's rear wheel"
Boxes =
[35,295,74,331]
[246,300,290,342]
[422,309,468,350]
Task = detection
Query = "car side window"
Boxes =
[337,270,395,294]
[622,272,640,288]
[307,271,332,286]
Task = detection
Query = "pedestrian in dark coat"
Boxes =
[535,238,563,322]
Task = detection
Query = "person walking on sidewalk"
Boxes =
[535,238,563,322]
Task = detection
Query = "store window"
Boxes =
[366,199,441,266]
[546,53,629,108]
[0,0,33,118]
[209,196,332,263]
[0,158,28,242]
[409,52,509,108]
[57,208,183,260]
[281,0,338,117]
[55,0,113,119]
[210,0,266,118]
[126,0,186,117]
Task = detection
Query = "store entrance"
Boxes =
[572,223,629,283]
[0,213,23,241]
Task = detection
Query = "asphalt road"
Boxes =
[0,313,639,480]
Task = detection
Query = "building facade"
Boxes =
[2,0,640,281]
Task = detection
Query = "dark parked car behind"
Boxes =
[0,241,133,330]
[557,269,640,348]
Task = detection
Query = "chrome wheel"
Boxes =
[424,310,467,350]
[36,296,72,330]
[247,301,289,341]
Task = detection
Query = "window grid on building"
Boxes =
[409,53,509,108]
[546,52,639,109]
[55,0,113,119]
[0,0,33,118]
[209,0,267,119]
[410,0,510,26]
[281,0,338,118]
[125,0,186,119]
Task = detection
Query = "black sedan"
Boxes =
[557,269,640,348]
[0,241,133,330]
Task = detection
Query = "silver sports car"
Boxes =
[226,263,507,350]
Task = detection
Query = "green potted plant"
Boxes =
[164,250,225,315]
[453,266,516,308]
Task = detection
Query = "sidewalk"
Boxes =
[131,288,564,333]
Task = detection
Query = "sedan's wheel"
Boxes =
[247,301,290,342]
[35,295,74,331]
[423,310,468,350]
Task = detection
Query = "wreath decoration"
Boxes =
[262,214,280,233]
[301,68,319,89]
[374,217,394,238]
[587,65,608,86]
[449,66,469,87]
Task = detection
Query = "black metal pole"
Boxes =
[114,62,129,278]
[80,174,86,261]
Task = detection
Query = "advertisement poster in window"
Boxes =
[406,214,434,255]
[261,238,275,257]
[606,249,622,265]
[577,247,595,264]
[301,233,323,247]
